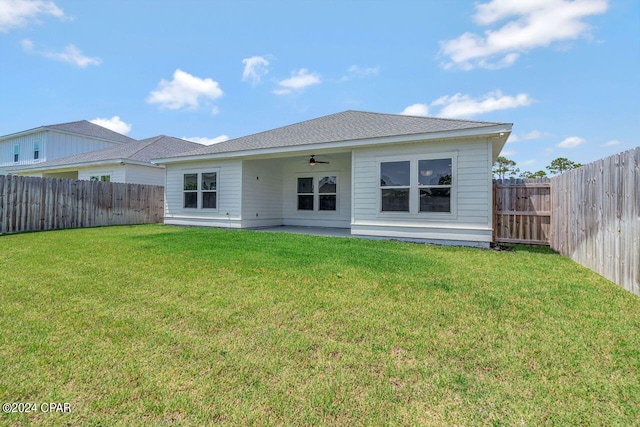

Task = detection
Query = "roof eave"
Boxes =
[10,159,161,173]
[153,123,513,165]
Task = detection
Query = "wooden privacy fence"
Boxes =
[550,147,639,295]
[0,175,164,235]
[493,178,551,245]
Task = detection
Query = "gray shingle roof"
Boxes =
[43,120,137,144]
[11,135,202,171]
[3,120,137,144]
[163,110,510,159]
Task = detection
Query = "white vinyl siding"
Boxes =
[78,166,126,183]
[1,130,123,169]
[0,131,46,168]
[164,159,242,228]
[281,152,351,228]
[352,139,492,244]
[241,159,284,228]
[124,164,165,186]
[44,131,123,158]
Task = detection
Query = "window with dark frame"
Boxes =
[13,145,19,162]
[183,173,198,209]
[201,172,217,209]
[297,177,314,210]
[380,161,410,212]
[318,176,337,211]
[418,158,452,213]
[34,143,39,160]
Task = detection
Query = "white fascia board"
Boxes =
[11,159,161,173]
[153,124,513,165]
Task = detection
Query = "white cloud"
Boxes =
[90,116,132,135]
[348,65,379,77]
[431,90,533,118]
[21,38,101,67]
[601,139,620,147]
[523,130,545,139]
[0,0,65,32]
[147,69,223,110]
[506,133,520,143]
[273,68,321,95]
[557,136,585,148]
[508,130,549,144]
[183,135,230,145]
[242,56,270,86]
[440,0,609,70]
[340,65,380,81]
[20,38,33,49]
[400,103,429,117]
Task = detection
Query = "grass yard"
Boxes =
[0,225,638,425]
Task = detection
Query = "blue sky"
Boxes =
[1,0,638,173]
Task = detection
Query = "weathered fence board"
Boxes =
[493,178,551,245]
[550,147,639,295]
[0,175,164,235]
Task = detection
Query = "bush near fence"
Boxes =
[0,175,164,234]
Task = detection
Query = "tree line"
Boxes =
[493,156,582,180]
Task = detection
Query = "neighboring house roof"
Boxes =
[8,135,202,172]
[157,110,512,162]
[0,120,136,145]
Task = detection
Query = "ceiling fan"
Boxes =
[309,155,329,167]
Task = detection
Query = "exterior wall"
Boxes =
[0,131,47,170]
[241,159,284,228]
[124,164,165,186]
[78,165,126,183]
[281,153,351,228]
[44,131,122,159]
[43,171,78,179]
[0,130,123,171]
[351,138,493,244]
[164,159,243,228]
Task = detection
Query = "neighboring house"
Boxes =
[0,120,135,175]
[154,110,512,247]
[9,135,202,186]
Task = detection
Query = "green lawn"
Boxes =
[0,225,638,425]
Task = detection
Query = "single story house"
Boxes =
[9,135,201,186]
[0,120,135,175]
[154,111,511,247]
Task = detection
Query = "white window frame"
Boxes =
[296,176,314,211]
[417,158,454,214]
[377,152,457,219]
[90,174,112,182]
[379,160,411,213]
[295,172,339,213]
[182,169,219,211]
[200,171,218,210]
